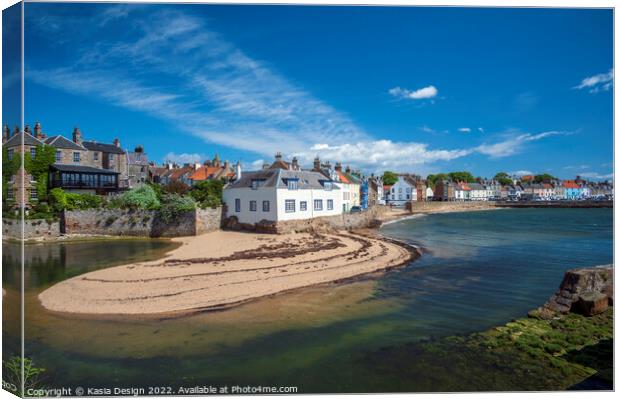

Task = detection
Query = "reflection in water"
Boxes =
[2,208,614,392]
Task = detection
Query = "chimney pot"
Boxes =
[72,127,82,144]
[113,138,120,147]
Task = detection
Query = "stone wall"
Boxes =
[2,218,61,240]
[408,201,498,214]
[225,206,388,234]
[63,207,223,237]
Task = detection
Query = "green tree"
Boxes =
[382,171,398,186]
[162,180,190,195]
[448,171,476,183]
[426,173,449,189]
[190,180,224,208]
[533,173,556,183]
[494,172,513,186]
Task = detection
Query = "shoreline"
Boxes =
[38,230,417,316]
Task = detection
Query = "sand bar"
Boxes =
[39,230,414,315]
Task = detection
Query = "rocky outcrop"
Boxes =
[531,265,613,319]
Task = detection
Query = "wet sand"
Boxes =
[39,230,414,315]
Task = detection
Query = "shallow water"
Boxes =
[2,208,613,392]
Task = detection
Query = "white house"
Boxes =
[425,186,434,200]
[223,168,342,225]
[386,175,417,206]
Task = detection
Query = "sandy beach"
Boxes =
[39,230,414,315]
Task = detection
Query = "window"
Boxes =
[287,179,298,190]
[327,199,333,210]
[109,154,114,161]
[324,182,332,190]
[285,199,295,213]
[406,187,411,193]
[406,194,410,200]
[399,188,402,193]
[250,200,257,211]
[30,147,37,159]
[7,189,14,200]
[262,200,270,212]
[55,151,62,162]
[7,149,13,161]
[300,201,307,211]
[314,199,323,211]
[73,152,81,163]
[235,198,241,212]
[94,152,99,161]
[251,180,260,190]
[30,187,37,201]
[391,187,395,193]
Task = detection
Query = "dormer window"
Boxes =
[251,179,265,190]
[286,179,299,190]
[324,181,332,191]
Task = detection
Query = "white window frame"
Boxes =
[285,199,295,213]
[327,199,333,210]
[73,152,81,163]
[249,200,257,212]
[235,198,241,213]
[314,199,323,211]
[262,200,270,212]
[300,201,307,211]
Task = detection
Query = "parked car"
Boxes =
[350,206,362,213]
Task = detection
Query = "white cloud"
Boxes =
[510,170,533,176]
[292,139,472,173]
[477,127,484,133]
[578,172,614,180]
[563,164,590,170]
[164,152,205,164]
[458,127,471,133]
[574,69,614,93]
[389,85,438,100]
[476,130,573,159]
[250,159,266,170]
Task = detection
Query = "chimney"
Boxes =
[113,138,120,147]
[262,163,269,170]
[3,125,9,142]
[291,157,299,170]
[24,124,31,134]
[194,163,201,170]
[224,160,229,169]
[134,145,144,153]
[34,121,42,139]
[72,127,82,144]
[335,162,342,172]
[13,126,19,138]
[235,161,242,180]
[313,156,321,171]
[345,165,351,174]
[275,152,282,161]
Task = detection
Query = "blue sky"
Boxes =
[7,3,614,179]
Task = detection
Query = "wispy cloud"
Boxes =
[574,69,614,93]
[164,152,205,164]
[389,85,438,100]
[477,127,484,133]
[476,130,574,159]
[27,7,367,158]
[458,127,471,133]
[578,172,613,180]
[514,91,539,112]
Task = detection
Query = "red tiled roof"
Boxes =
[563,180,580,189]
[336,170,350,184]
[383,185,392,191]
[189,166,222,181]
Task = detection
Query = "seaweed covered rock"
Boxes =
[532,265,613,319]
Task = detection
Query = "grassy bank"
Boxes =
[363,308,613,391]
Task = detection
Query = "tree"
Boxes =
[382,171,398,186]
[494,172,513,186]
[447,171,475,183]
[158,194,197,223]
[189,180,224,208]
[533,173,556,183]
[2,147,21,205]
[162,180,190,195]
[426,173,448,189]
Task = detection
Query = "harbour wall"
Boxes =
[63,207,223,237]
[2,218,61,240]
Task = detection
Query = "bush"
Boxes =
[49,188,68,212]
[163,180,190,195]
[66,192,103,210]
[120,185,161,210]
[190,180,224,208]
[158,194,196,223]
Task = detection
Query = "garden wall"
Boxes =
[2,218,61,240]
[63,207,223,237]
